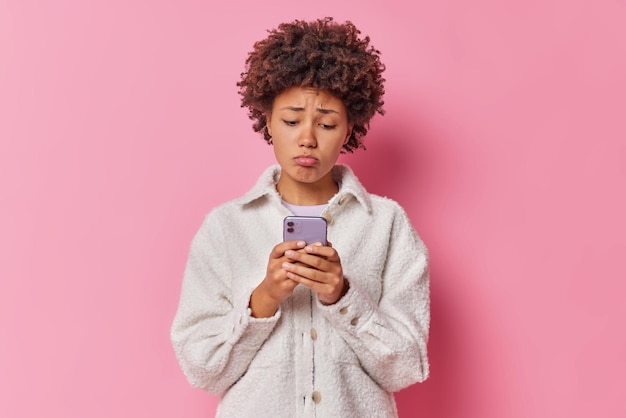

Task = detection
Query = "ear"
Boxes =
[265,113,273,137]
[344,123,354,144]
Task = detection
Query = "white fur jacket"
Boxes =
[171,164,430,417]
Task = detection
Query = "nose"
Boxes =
[297,123,317,148]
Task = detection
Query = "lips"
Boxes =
[294,155,318,167]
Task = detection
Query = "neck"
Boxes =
[277,173,338,206]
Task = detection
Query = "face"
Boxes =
[266,86,353,195]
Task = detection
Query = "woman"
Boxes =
[171,17,430,417]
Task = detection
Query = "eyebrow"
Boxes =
[279,106,340,115]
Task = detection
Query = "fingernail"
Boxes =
[297,241,306,247]
[285,250,295,258]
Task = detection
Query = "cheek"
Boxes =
[271,134,292,160]
[271,127,291,145]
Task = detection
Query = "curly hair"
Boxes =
[237,17,386,152]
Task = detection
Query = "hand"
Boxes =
[281,242,348,305]
[249,240,306,318]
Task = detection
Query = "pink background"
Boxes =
[1,1,625,417]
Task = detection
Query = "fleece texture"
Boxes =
[171,164,430,418]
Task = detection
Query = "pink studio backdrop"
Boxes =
[1,1,625,417]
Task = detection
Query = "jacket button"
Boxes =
[350,317,359,326]
[338,196,347,205]
[339,307,348,315]
[310,328,318,340]
[323,213,333,224]
[312,391,322,404]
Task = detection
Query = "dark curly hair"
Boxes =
[237,17,386,152]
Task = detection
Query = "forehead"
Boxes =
[273,86,346,112]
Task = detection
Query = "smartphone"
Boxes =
[283,216,327,245]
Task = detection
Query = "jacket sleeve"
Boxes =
[170,214,280,395]
[316,207,430,392]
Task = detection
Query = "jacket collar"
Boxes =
[236,164,372,213]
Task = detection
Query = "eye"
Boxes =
[282,120,297,126]
[319,124,337,130]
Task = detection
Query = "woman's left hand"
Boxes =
[282,242,349,305]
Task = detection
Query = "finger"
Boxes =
[287,273,327,293]
[284,248,309,259]
[282,261,329,284]
[270,240,306,259]
[284,250,327,270]
[304,244,340,262]
[286,270,343,303]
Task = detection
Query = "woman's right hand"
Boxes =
[249,240,307,318]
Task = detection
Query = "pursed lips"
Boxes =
[294,154,319,167]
